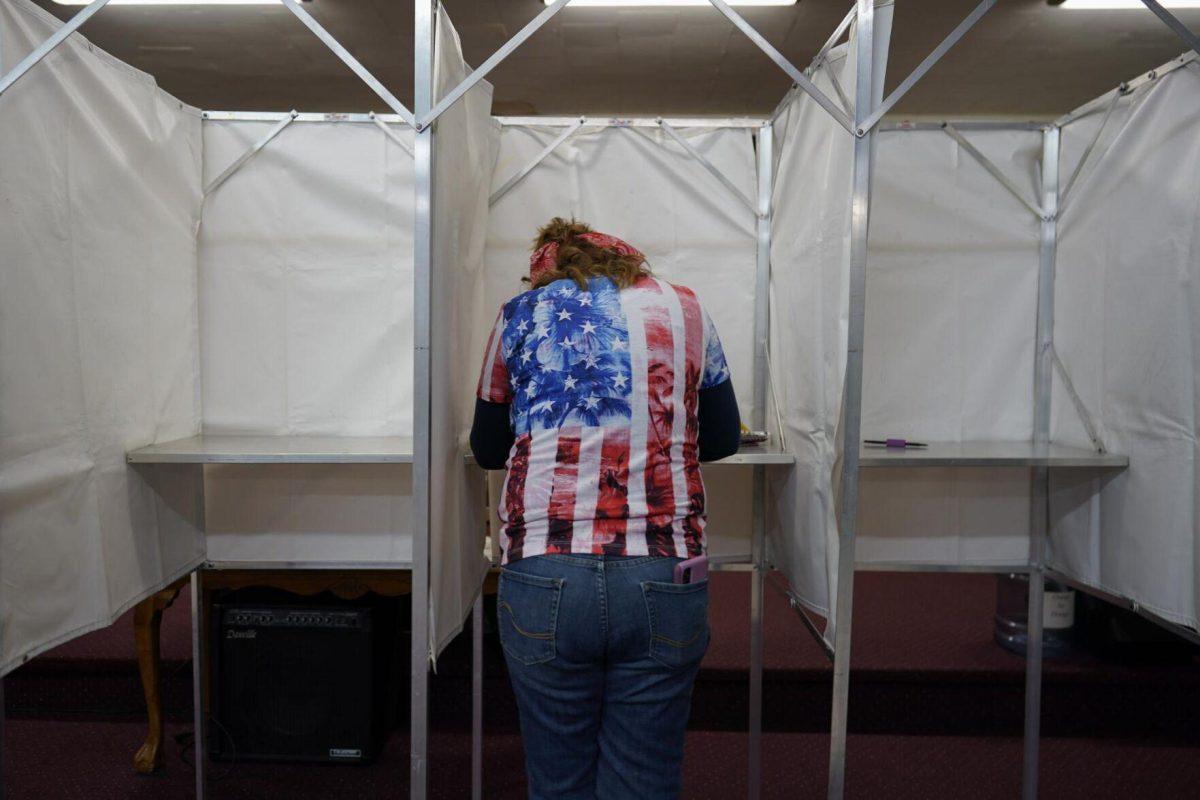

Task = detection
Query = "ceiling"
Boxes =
[29,0,1200,119]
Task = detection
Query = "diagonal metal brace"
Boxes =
[419,0,574,130]
[858,0,996,134]
[203,111,298,198]
[658,120,757,215]
[770,5,853,123]
[1142,0,1200,59]
[706,0,855,135]
[280,0,414,127]
[0,0,112,98]
[767,571,835,661]
[1051,346,1107,454]
[821,54,854,117]
[489,117,586,207]
[809,5,857,74]
[1059,84,1126,214]
[371,112,415,157]
[943,123,1047,221]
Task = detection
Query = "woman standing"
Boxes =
[471,218,741,799]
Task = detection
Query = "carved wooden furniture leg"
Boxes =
[134,577,188,774]
[132,569,418,771]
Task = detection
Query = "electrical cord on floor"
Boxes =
[176,713,237,782]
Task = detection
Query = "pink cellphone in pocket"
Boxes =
[673,554,709,584]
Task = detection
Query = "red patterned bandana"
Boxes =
[529,231,645,285]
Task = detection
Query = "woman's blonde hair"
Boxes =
[528,217,650,291]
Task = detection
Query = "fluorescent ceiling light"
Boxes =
[548,0,796,6]
[1057,0,1200,8]
[52,0,285,5]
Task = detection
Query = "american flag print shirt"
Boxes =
[477,275,731,564]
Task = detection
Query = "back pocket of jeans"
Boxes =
[498,568,563,666]
[641,579,710,669]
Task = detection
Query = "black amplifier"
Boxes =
[210,597,388,763]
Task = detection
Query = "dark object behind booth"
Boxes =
[209,588,405,764]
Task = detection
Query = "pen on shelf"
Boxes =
[863,438,928,449]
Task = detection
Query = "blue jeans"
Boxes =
[498,554,710,800]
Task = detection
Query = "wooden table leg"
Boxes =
[134,578,187,774]
[132,569,416,772]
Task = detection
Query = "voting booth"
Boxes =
[3,0,1199,796]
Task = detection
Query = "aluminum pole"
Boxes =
[747,121,773,800]
[1033,128,1060,464]
[748,464,766,800]
[471,594,484,800]
[1023,124,1060,800]
[411,1,435,797]
[0,675,5,800]
[753,123,773,443]
[828,2,876,797]
[190,571,205,800]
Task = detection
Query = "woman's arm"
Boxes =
[470,398,515,470]
[698,379,741,462]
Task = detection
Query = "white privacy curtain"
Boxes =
[772,35,1051,626]
[1051,57,1200,632]
[484,123,759,558]
[198,117,415,565]
[0,0,204,675]
[767,43,856,620]
[857,127,1043,567]
[428,5,498,657]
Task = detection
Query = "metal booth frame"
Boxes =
[3,1,1200,799]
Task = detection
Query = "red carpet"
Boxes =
[7,720,1200,799]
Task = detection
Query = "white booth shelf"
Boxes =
[127,435,415,464]
[462,442,795,467]
[710,442,796,465]
[858,441,1129,469]
[128,437,1120,470]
